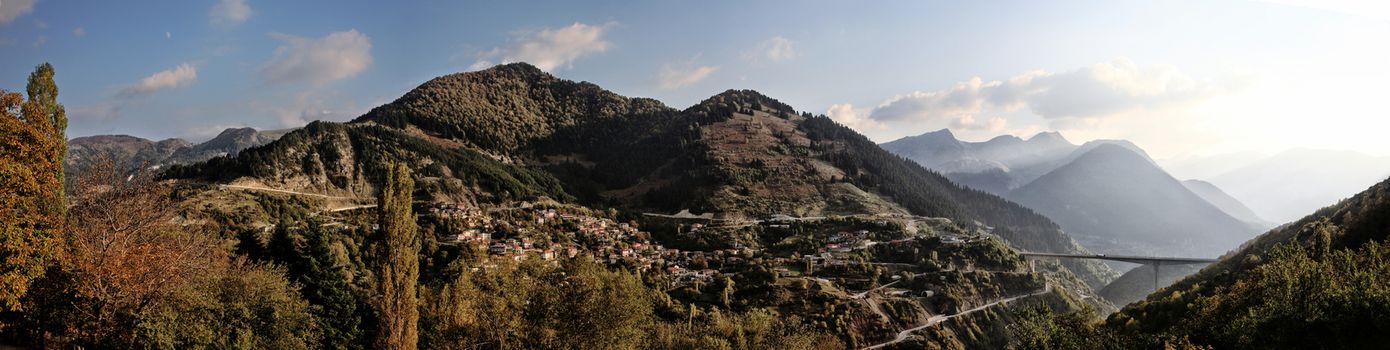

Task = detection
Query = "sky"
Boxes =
[2,0,1389,160]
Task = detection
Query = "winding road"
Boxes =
[217,184,377,212]
[219,184,362,200]
[851,280,901,299]
[859,283,1052,350]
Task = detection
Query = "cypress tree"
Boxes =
[25,63,66,204]
[373,163,418,350]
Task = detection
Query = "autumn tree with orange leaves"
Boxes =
[0,63,68,311]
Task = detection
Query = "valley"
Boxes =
[7,2,1390,349]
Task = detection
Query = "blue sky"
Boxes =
[2,0,1389,159]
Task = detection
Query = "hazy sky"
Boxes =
[2,0,1388,159]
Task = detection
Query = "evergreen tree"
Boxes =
[302,221,365,349]
[26,63,66,197]
[373,163,419,350]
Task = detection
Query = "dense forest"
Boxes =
[1012,176,1390,349]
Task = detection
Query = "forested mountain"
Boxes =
[166,63,1115,289]
[113,62,1139,348]
[1094,175,1390,349]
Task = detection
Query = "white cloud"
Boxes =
[165,31,171,39]
[950,115,1008,132]
[0,0,36,25]
[72,26,85,37]
[657,56,719,90]
[30,34,44,47]
[261,29,372,85]
[826,103,883,130]
[268,91,361,127]
[467,60,493,71]
[119,63,198,97]
[473,22,613,71]
[869,59,1228,123]
[210,0,252,27]
[744,36,797,63]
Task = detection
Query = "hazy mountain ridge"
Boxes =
[1181,179,1272,228]
[64,127,288,177]
[882,129,1261,258]
[1007,143,1258,257]
[1209,148,1390,224]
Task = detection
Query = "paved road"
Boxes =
[859,283,1052,350]
[219,184,379,212]
[219,184,362,200]
[851,280,901,299]
[329,204,378,212]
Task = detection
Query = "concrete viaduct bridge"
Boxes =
[1018,252,1219,292]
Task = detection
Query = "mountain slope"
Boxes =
[167,63,1116,288]
[1106,175,1390,348]
[1181,179,1272,229]
[65,127,288,179]
[1211,148,1390,224]
[65,135,190,175]
[166,127,290,165]
[1006,144,1259,257]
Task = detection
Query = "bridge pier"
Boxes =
[1151,261,1162,293]
[1014,251,1216,295]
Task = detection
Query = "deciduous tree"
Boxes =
[0,63,67,311]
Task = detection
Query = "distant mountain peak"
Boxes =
[1027,131,1072,146]
[925,127,956,138]
[986,134,1024,144]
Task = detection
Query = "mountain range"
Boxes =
[162,63,1116,289]
[49,61,1390,348]
[65,127,292,177]
[882,129,1265,259]
[1205,148,1390,224]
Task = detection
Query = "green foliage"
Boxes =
[418,258,653,350]
[374,163,420,350]
[164,121,571,203]
[1010,306,1127,350]
[135,262,319,349]
[1106,177,1390,349]
[300,220,368,349]
[644,307,843,350]
[360,62,671,153]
